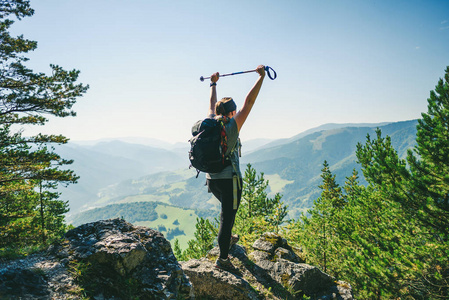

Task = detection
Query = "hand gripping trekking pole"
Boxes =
[200,66,277,82]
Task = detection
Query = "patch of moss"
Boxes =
[280,273,291,287]
[30,267,46,277]
[337,281,351,289]
[68,259,144,299]
[264,235,280,246]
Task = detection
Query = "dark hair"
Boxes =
[215,97,236,116]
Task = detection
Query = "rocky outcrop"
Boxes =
[181,232,353,299]
[181,258,260,300]
[0,218,192,299]
[0,221,353,299]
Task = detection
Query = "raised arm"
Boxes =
[234,65,265,131]
[208,72,219,116]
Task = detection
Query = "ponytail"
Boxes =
[215,97,236,116]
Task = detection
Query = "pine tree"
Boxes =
[298,162,424,298]
[175,217,217,261]
[406,66,449,298]
[407,66,449,234]
[0,0,88,252]
[354,68,449,297]
[355,67,449,298]
[240,163,270,218]
[173,239,183,260]
[234,164,288,246]
[294,67,449,299]
[299,161,343,273]
[343,169,360,202]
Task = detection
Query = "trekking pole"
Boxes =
[200,66,277,82]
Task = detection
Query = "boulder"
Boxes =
[180,232,354,300]
[0,218,193,299]
[182,258,260,300]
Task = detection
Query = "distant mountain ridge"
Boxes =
[64,119,419,223]
[244,120,415,164]
[72,136,178,149]
[249,122,391,152]
[56,141,186,213]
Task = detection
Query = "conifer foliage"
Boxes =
[299,161,344,274]
[174,217,217,261]
[234,163,288,246]
[297,66,449,299]
[0,0,88,253]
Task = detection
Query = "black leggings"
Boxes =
[207,178,243,259]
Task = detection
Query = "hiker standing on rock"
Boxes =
[206,65,265,273]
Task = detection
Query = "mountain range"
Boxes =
[242,120,417,216]
[62,119,418,220]
[54,141,186,213]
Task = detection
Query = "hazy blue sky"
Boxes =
[10,0,449,144]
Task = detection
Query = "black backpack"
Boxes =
[189,118,231,176]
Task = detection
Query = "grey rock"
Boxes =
[181,232,354,300]
[250,232,353,299]
[0,218,193,299]
[62,218,193,299]
[181,258,260,300]
[252,232,282,254]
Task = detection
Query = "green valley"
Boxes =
[69,201,216,248]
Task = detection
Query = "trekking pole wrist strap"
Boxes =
[265,66,277,80]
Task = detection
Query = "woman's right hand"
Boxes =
[211,72,220,83]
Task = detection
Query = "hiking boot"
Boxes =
[229,234,239,250]
[215,257,241,275]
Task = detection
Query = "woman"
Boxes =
[206,65,265,273]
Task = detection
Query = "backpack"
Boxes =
[189,118,231,176]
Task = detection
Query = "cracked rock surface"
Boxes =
[181,232,354,300]
[0,218,193,299]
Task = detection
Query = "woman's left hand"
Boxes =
[256,65,265,78]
